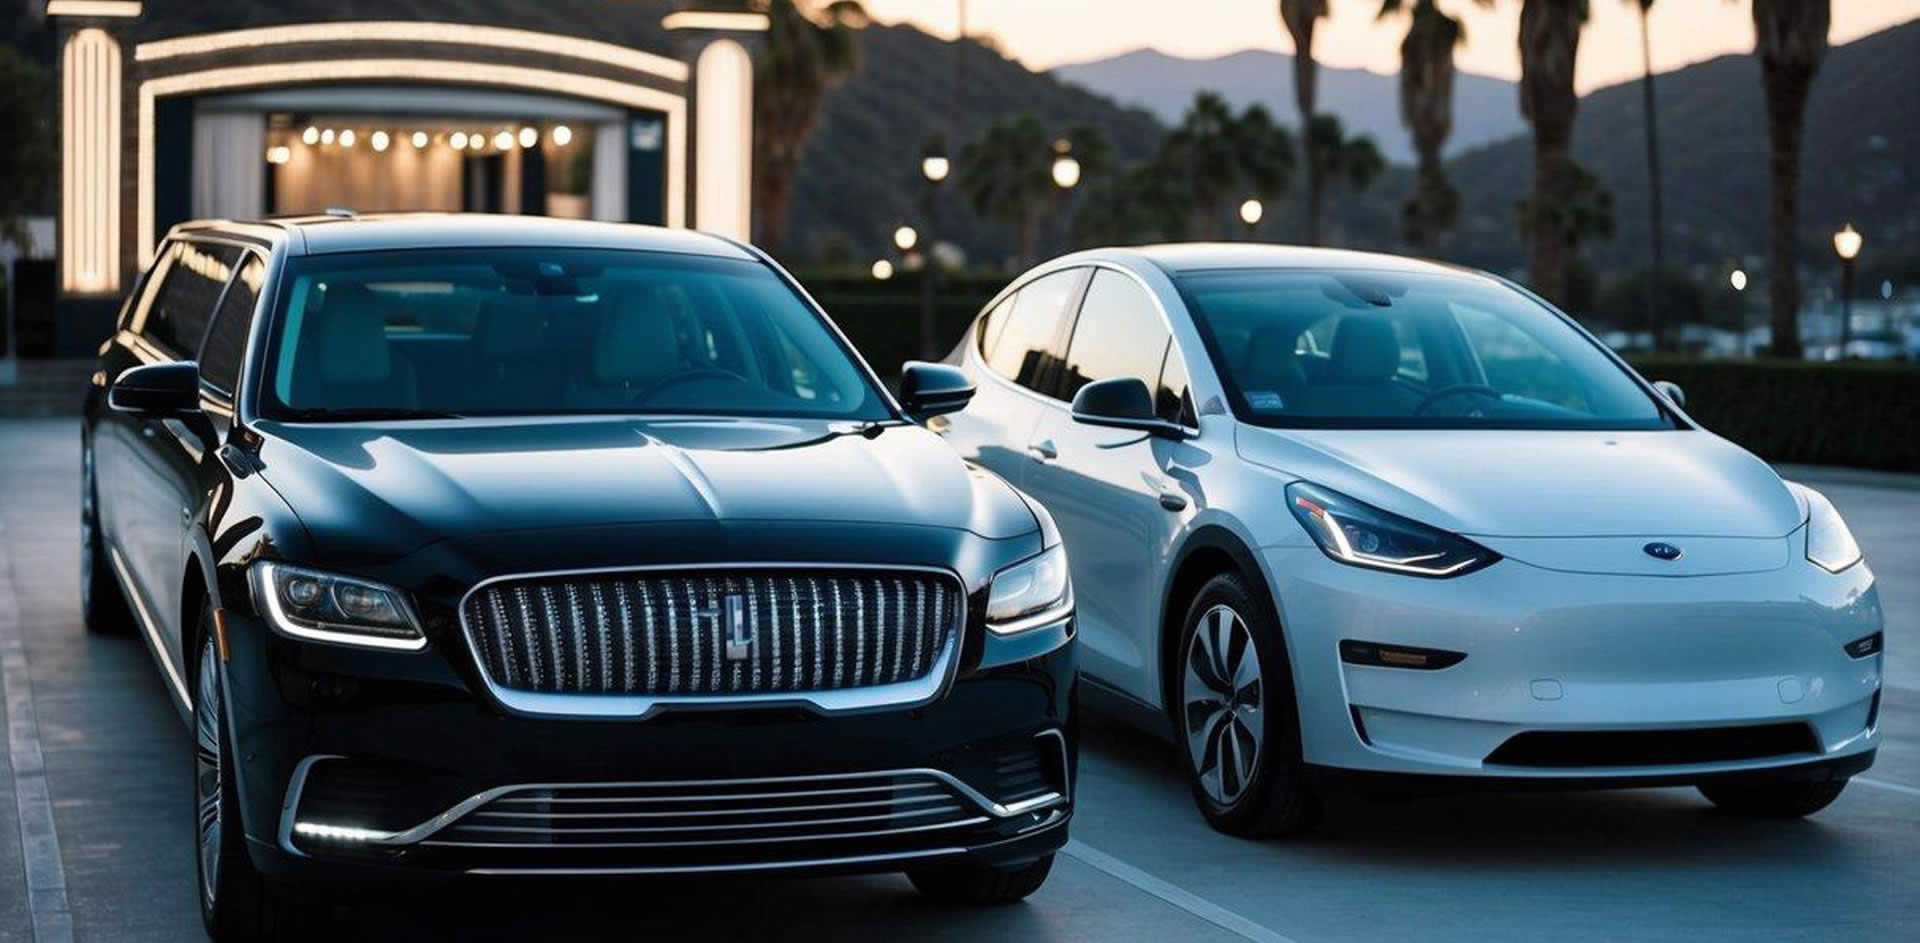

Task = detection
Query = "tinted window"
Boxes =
[976,292,1016,363]
[1175,269,1670,430]
[261,247,890,421]
[139,242,242,355]
[199,255,265,394]
[984,269,1084,393]
[1156,346,1194,427]
[1059,269,1170,402]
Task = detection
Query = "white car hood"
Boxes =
[1235,426,1803,540]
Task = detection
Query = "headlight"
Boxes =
[1286,482,1497,578]
[1801,486,1863,573]
[249,562,427,651]
[985,544,1073,634]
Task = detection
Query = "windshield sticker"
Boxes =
[1246,391,1285,410]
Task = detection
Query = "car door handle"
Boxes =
[1027,440,1057,462]
[1158,490,1188,511]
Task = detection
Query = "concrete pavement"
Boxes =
[1,418,1914,942]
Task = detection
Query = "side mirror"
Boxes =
[108,362,202,417]
[899,361,975,420]
[1652,379,1686,410]
[1071,376,1189,439]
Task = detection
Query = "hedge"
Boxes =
[795,272,1920,473]
[1627,357,1920,472]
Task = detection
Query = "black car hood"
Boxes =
[252,417,1038,558]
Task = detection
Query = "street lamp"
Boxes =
[1239,199,1264,240]
[894,225,919,253]
[1051,152,1081,191]
[916,135,950,359]
[871,259,894,281]
[921,155,950,184]
[1833,223,1863,355]
[1729,269,1747,292]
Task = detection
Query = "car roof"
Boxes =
[168,213,755,260]
[1106,242,1481,279]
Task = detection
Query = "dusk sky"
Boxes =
[859,0,1920,94]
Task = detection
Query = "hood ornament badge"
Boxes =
[1643,542,1683,561]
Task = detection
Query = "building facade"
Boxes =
[43,1,765,355]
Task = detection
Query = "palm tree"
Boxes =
[1304,114,1385,244]
[1516,156,1615,308]
[1381,0,1486,248]
[1752,0,1830,358]
[754,0,868,254]
[1278,0,1332,243]
[1074,161,1189,246]
[1160,92,1296,239]
[1631,0,1666,347]
[959,114,1054,268]
[1517,0,1590,305]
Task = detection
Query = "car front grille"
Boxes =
[419,772,993,854]
[459,568,962,697]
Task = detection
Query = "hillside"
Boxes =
[1053,47,1522,163]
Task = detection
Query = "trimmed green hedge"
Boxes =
[1629,357,1920,472]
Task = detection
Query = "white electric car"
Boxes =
[935,244,1884,836]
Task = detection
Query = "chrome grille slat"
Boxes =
[419,816,993,850]
[488,782,945,805]
[469,794,957,821]
[461,568,960,698]
[450,804,968,836]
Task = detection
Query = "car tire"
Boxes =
[80,439,132,636]
[193,613,315,941]
[907,854,1054,905]
[1172,571,1319,838]
[1697,778,1849,819]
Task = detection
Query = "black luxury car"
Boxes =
[81,214,1076,938]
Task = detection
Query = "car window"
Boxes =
[198,255,266,394]
[1156,345,1195,427]
[137,242,243,356]
[1174,268,1670,430]
[1059,269,1171,402]
[977,291,1017,364]
[260,247,891,421]
[984,269,1084,395]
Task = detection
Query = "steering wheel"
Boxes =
[1413,384,1503,416]
[638,367,749,401]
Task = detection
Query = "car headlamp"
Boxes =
[1799,485,1863,573]
[985,544,1073,634]
[1286,482,1497,578]
[249,561,427,651]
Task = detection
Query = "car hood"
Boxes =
[253,417,1037,557]
[1235,426,1803,539]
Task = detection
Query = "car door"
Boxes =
[119,239,243,647]
[1019,268,1196,701]
[939,268,1088,486]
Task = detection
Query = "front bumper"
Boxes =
[1264,546,1884,782]
[220,607,1076,882]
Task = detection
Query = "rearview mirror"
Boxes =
[1071,377,1189,439]
[898,361,975,421]
[108,362,202,417]
[1652,379,1686,410]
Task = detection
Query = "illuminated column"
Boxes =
[60,27,124,294]
[665,10,768,241]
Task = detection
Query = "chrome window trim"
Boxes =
[279,737,1070,854]
[454,562,967,719]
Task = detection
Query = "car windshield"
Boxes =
[258,247,891,422]
[1173,268,1674,430]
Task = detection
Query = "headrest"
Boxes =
[474,295,543,359]
[1329,317,1400,383]
[313,298,391,385]
[593,291,682,385]
[1241,322,1308,393]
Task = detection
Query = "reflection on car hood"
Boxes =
[254,417,1037,557]
[1235,426,1803,539]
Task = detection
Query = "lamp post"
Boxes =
[918,138,950,359]
[1729,269,1747,293]
[1240,199,1264,241]
[1049,140,1081,262]
[1833,223,1863,356]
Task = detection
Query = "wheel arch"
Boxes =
[1157,525,1271,717]
[178,536,222,696]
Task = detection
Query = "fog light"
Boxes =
[293,822,396,843]
[1843,632,1882,659]
[1339,639,1466,670]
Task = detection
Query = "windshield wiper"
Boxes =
[276,407,464,423]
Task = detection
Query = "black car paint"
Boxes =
[83,222,1076,883]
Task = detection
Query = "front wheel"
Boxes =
[1698,778,1849,819]
[908,854,1053,905]
[1174,572,1319,838]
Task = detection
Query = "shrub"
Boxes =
[1630,356,1920,472]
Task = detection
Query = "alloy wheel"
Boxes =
[195,640,223,911]
[1182,604,1264,806]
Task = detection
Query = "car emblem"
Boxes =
[1643,542,1683,561]
[722,594,752,661]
